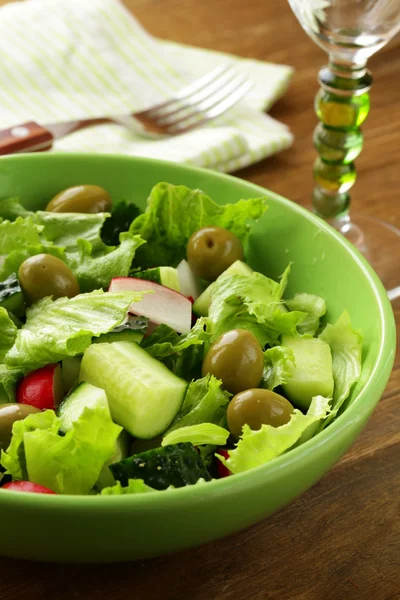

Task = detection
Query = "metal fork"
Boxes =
[0,65,253,155]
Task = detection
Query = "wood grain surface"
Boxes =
[0,0,399,598]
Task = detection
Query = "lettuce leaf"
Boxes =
[34,211,110,255]
[0,308,17,361]
[24,407,121,494]
[0,198,33,221]
[0,214,70,281]
[142,317,210,379]
[162,423,229,447]
[218,396,331,474]
[100,479,155,495]
[0,217,44,280]
[0,410,59,480]
[101,199,142,247]
[0,365,23,403]
[208,267,306,346]
[68,233,145,292]
[34,213,146,291]
[166,374,231,433]
[130,183,268,268]
[286,293,326,336]
[5,290,143,372]
[261,346,295,390]
[319,310,363,417]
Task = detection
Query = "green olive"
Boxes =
[46,185,112,214]
[0,403,40,452]
[227,389,294,438]
[187,226,244,281]
[18,254,80,304]
[202,329,263,395]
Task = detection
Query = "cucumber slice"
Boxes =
[79,342,188,439]
[96,430,131,489]
[281,335,334,410]
[110,442,211,490]
[193,260,253,317]
[132,267,180,292]
[57,381,109,432]
[0,273,25,318]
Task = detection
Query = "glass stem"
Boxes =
[312,59,373,223]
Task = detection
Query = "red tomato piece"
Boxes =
[217,449,232,478]
[16,364,63,410]
[2,481,56,494]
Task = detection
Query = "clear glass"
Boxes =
[288,0,400,301]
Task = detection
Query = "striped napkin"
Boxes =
[0,0,294,173]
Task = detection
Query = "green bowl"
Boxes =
[0,153,395,563]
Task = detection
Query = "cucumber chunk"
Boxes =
[61,356,82,395]
[193,260,253,317]
[281,335,334,410]
[0,273,25,318]
[110,442,211,490]
[79,341,188,439]
[132,267,180,292]
[57,381,109,432]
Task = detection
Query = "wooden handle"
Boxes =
[0,122,54,155]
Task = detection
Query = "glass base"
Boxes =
[327,213,400,304]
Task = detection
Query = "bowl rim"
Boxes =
[0,152,396,509]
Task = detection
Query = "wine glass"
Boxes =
[287,0,400,301]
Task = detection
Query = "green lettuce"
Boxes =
[319,310,363,417]
[69,233,145,292]
[218,396,331,474]
[0,410,59,480]
[141,318,210,379]
[0,364,23,403]
[100,479,155,495]
[34,213,146,291]
[208,267,306,346]
[130,183,269,268]
[5,290,143,372]
[0,407,121,495]
[24,408,121,495]
[35,211,110,255]
[166,374,231,433]
[262,346,295,390]
[101,199,142,247]
[0,217,45,280]
[0,197,33,221]
[0,308,17,361]
[286,293,326,336]
[162,423,229,447]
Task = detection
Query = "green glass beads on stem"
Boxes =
[312,62,372,221]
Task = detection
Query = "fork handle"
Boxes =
[0,122,54,155]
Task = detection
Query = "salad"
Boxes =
[0,182,363,496]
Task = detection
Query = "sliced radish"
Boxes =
[1,481,56,494]
[109,278,192,334]
[17,364,64,410]
[177,260,203,301]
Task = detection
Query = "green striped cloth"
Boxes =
[0,0,294,172]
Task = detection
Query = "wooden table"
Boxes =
[0,1,399,598]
